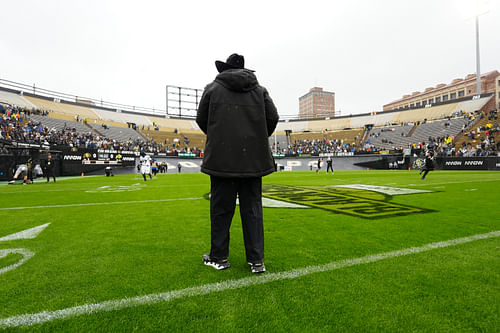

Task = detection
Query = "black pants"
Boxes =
[421,169,430,179]
[46,168,56,182]
[210,176,264,264]
[326,164,334,173]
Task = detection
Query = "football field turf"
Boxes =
[1,170,499,331]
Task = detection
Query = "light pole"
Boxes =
[475,14,481,96]
[470,0,491,97]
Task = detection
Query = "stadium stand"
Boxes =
[411,118,469,143]
[147,116,199,131]
[87,123,145,142]
[24,95,99,121]
[307,117,350,131]
[365,118,472,150]
[28,114,91,134]
[291,128,364,144]
[364,125,414,150]
[276,119,308,133]
[394,103,456,123]
[453,110,499,152]
[394,96,491,124]
[92,108,153,127]
[1,80,497,158]
[372,112,398,127]
[455,97,492,115]
[0,90,37,109]
[269,134,288,150]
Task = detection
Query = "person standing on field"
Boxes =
[420,152,434,180]
[139,151,152,181]
[197,53,279,274]
[316,158,322,173]
[326,156,334,174]
[44,153,56,182]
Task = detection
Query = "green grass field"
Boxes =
[1,170,499,332]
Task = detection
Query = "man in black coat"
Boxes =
[44,153,56,182]
[197,53,279,273]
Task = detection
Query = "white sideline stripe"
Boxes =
[0,248,34,275]
[0,176,99,186]
[0,223,51,242]
[0,198,203,211]
[408,178,500,187]
[1,230,499,328]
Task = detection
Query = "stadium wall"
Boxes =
[141,155,401,173]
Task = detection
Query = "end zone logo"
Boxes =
[262,184,435,219]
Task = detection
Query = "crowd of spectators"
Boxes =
[456,110,500,157]
[273,138,370,156]
[0,105,203,156]
[2,103,498,158]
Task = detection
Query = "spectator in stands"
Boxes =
[197,53,278,274]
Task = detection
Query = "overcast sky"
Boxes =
[1,0,498,117]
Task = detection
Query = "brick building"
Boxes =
[383,70,500,111]
[299,87,335,119]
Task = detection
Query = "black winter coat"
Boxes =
[424,156,434,170]
[196,69,279,178]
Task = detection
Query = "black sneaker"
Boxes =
[248,262,266,274]
[202,254,230,270]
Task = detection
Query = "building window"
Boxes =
[498,92,500,98]
[410,103,415,108]
[443,95,449,101]
[422,100,427,106]
[428,98,433,104]
[435,96,441,103]
[416,102,421,107]
[450,92,457,99]
[468,89,472,94]
[458,90,465,97]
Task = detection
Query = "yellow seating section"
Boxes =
[24,96,99,120]
[395,103,457,123]
[147,116,198,131]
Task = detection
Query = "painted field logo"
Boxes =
[262,184,434,219]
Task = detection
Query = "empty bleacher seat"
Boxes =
[0,90,37,109]
[92,108,153,127]
[88,123,144,142]
[28,114,92,133]
[24,96,99,120]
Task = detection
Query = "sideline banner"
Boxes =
[437,157,500,170]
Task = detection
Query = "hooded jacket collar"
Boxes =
[214,69,259,93]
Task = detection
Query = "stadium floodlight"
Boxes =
[165,85,203,118]
[458,0,491,96]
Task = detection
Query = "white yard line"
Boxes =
[1,229,499,328]
[0,198,203,211]
[0,223,50,242]
[0,249,34,275]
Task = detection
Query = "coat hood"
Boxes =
[214,69,258,93]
